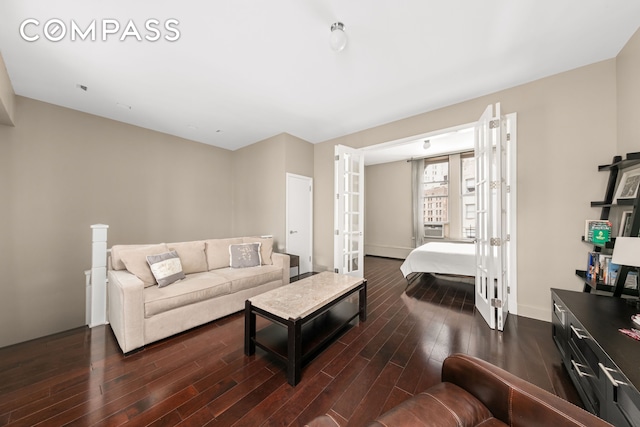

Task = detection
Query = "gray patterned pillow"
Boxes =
[229,243,262,268]
[146,251,185,287]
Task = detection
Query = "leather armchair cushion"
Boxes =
[369,382,504,427]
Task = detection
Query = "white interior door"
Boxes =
[334,145,364,278]
[286,173,313,275]
[475,104,496,329]
[475,103,510,330]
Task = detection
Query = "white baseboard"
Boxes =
[364,244,412,259]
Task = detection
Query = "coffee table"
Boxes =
[244,272,367,386]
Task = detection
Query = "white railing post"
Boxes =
[89,224,109,327]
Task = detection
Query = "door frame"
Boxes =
[286,173,313,274]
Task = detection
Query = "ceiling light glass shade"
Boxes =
[330,22,347,52]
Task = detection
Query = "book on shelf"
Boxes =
[606,258,620,286]
[599,254,612,284]
[585,220,612,246]
[586,251,598,281]
[624,270,639,289]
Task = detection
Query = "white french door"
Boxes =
[475,103,513,331]
[334,145,364,278]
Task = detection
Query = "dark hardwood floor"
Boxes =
[0,256,581,426]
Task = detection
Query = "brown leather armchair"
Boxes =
[306,353,612,426]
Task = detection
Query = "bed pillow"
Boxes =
[146,251,185,288]
[229,243,262,268]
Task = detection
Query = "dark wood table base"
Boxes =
[245,279,367,386]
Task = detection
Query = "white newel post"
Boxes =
[89,224,109,327]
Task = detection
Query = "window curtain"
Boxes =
[411,159,424,248]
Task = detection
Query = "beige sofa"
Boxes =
[108,237,290,353]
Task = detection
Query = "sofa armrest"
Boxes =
[442,353,612,427]
[272,252,290,285]
[108,269,146,353]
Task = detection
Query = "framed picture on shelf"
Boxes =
[619,210,633,236]
[614,168,640,200]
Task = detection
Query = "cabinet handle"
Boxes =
[571,360,593,378]
[553,303,565,325]
[570,325,588,340]
[599,363,627,387]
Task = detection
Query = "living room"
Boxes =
[1,1,640,425]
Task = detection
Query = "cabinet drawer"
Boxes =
[568,320,607,388]
[568,348,601,416]
[599,362,640,427]
[551,297,568,360]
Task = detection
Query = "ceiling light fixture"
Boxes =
[330,22,347,52]
[423,139,431,150]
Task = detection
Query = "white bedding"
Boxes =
[400,242,476,278]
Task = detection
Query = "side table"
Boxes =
[285,253,300,280]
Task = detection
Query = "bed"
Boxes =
[400,241,476,278]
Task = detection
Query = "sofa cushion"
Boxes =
[118,243,170,286]
[367,382,500,427]
[214,265,283,293]
[229,243,262,268]
[168,241,208,274]
[243,236,273,265]
[111,243,162,271]
[205,238,244,270]
[144,272,232,317]
[147,251,185,288]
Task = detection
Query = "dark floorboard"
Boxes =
[0,256,581,426]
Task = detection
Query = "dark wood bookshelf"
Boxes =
[579,152,640,298]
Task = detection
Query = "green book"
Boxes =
[585,220,612,246]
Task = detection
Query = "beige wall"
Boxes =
[315,59,618,321]
[232,132,314,252]
[617,28,640,155]
[284,133,314,178]
[364,161,413,258]
[0,96,234,348]
[0,53,15,126]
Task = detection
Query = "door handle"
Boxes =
[289,230,298,234]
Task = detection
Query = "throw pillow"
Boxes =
[146,251,186,288]
[118,243,170,286]
[242,236,273,265]
[229,243,262,268]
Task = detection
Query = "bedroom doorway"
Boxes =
[360,112,517,324]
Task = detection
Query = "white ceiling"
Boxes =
[1,1,639,151]
[363,124,475,166]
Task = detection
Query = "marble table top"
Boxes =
[248,271,364,320]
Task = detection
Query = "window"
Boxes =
[416,151,475,240]
[423,158,449,238]
[461,153,476,238]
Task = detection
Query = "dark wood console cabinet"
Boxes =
[552,289,640,426]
